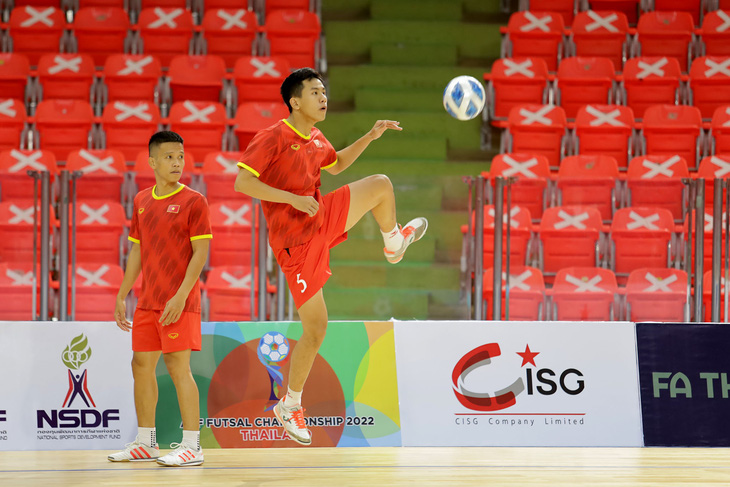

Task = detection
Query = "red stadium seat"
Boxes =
[263,9,321,70]
[625,267,688,322]
[555,56,617,119]
[537,205,604,281]
[484,153,550,220]
[521,0,576,25]
[634,11,696,72]
[0,53,32,101]
[167,55,227,104]
[586,0,639,25]
[209,201,256,268]
[264,0,311,16]
[641,104,704,170]
[621,56,682,118]
[232,101,289,150]
[65,148,126,205]
[609,206,675,283]
[574,104,636,169]
[61,263,124,320]
[470,204,534,269]
[502,103,568,169]
[556,154,620,221]
[137,7,194,67]
[502,11,565,71]
[0,201,56,263]
[0,98,28,152]
[626,155,689,220]
[483,266,546,320]
[0,262,42,320]
[484,57,550,121]
[698,154,730,209]
[132,149,193,190]
[568,10,630,70]
[201,8,258,69]
[703,269,729,321]
[550,266,618,320]
[34,99,95,161]
[699,9,730,57]
[37,53,96,102]
[710,105,730,155]
[200,151,252,204]
[101,100,161,161]
[233,56,291,104]
[72,200,127,265]
[8,6,66,66]
[205,265,264,322]
[101,54,163,104]
[139,0,188,9]
[168,101,227,162]
[688,56,730,120]
[72,7,132,67]
[0,149,57,203]
[653,0,702,26]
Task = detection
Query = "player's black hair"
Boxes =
[280,68,325,113]
[149,131,184,155]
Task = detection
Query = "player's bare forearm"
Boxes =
[174,239,210,301]
[328,120,402,175]
[234,168,320,217]
[117,243,141,300]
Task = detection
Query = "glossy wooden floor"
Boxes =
[1,447,729,486]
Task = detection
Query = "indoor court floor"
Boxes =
[0,447,728,486]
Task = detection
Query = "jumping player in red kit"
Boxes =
[234,68,428,445]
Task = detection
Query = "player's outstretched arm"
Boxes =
[159,238,210,326]
[234,168,320,217]
[327,120,402,175]
[115,242,141,332]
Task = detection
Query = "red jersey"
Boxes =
[237,119,338,249]
[128,184,212,312]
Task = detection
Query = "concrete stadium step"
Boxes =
[329,261,461,291]
[324,287,430,320]
[354,87,446,112]
[370,0,462,21]
[371,43,458,66]
[330,235,437,263]
[322,0,506,21]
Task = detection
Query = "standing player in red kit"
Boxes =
[234,68,428,445]
[109,131,212,466]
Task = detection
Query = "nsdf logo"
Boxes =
[36,334,120,428]
[452,342,585,412]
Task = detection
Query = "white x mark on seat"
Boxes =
[6,268,33,286]
[636,57,669,79]
[586,105,626,127]
[117,56,154,76]
[520,11,552,32]
[78,150,117,174]
[554,209,590,230]
[488,206,521,228]
[47,55,82,75]
[215,154,239,174]
[585,10,619,32]
[148,7,183,28]
[8,150,45,172]
[518,105,554,125]
[503,58,535,78]
[565,273,604,292]
[715,9,730,32]
[251,58,281,78]
[221,271,251,289]
[113,101,153,122]
[220,204,251,225]
[723,107,730,127]
[704,58,730,78]
[181,101,216,123]
[9,205,34,224]
[643,272,678,292]
[503,269,532,290]
[710,155,730,177]
[640,155,679,179]
[20,6,55,27]
[704,212,727,231]
[80,203,110,224]
[626,211,660,230]
[77,265,111,287]
[0,99,17,118]
[501,155,538,178]
[217,9,248,30]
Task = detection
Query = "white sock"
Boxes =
[182,430,200,450]
[283,387,302,409]
[138,426,156,447]
[381,224,403,251]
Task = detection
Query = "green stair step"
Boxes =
[330,235,437,263]
[371,43,458,66]
[370,0,462,21]
[323,287,430,320]
[329,262,460,290]
[355,87,446,112]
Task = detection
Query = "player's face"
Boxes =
[149,142,185,184]
[292,78,327,122]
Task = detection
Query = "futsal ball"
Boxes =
[259,332,290,363]
[443,75,486,121]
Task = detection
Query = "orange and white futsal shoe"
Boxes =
[107,437,160,462]
[384,217,429,264]
[274,398,312,445]
[156,443,204,467]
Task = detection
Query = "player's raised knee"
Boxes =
[370,174,393,196]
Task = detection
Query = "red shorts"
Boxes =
[132,309,202,353]
[274,185,350,309]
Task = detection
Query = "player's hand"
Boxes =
[160,293,186,326]
[367,120,402,141]
[290,194,319,217]
[114,296,132,332]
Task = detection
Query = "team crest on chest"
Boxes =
[291,144,300,151]
[167,204,180,213]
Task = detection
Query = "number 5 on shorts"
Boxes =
[296,273,307,293]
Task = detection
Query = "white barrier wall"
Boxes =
[394,321,643,447]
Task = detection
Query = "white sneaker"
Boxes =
[274,398,312,445]
[107,437,160,462]
[383,217,429,264]
[156,443,204,467]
